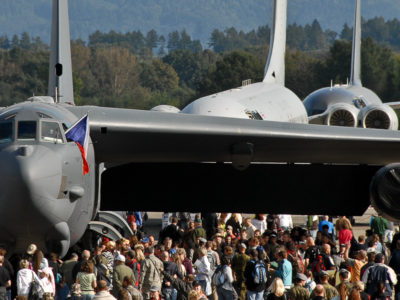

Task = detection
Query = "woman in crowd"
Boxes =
[16,259,44,297]
[76,261,97,300]
[266,278,286,300]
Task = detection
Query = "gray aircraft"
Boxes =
[2,0,400,257]
[303,0,400,130]
[154,0,308,124]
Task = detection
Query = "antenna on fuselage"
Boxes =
[350,0,362,87]
[48,0,74,104]
[263,0,287,86]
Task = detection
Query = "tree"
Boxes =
[163,50,202,89]
[140,59,179,92]
[197,50,263,96]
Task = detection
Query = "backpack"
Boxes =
[212,265,226,287]
[252,260,267,284]
[288,251,305,275]
[311,248,326,275]
[207,251,217,273]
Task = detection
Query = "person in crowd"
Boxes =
[0,256,11,300]
[38,267,55,300]
[112,254,135,297]
[362,253,397,297]
[244,249,266,300]
[94,280,116,300]
[344,247,367,283]
[32,250,49,275]
[278,215,293,232]
[193,248,211,298]
[16,259,44,297]
[318,216,335,237]
[314,271,338,300]
[215,256,235,300]
[62,253,79,288]
[335,269,352,296]
[275,249,292,290]
[159,218,182,245]
[177,248,193,276]
[370,215,389,243]
[266,215,279,233]
[122,276,143,300]
[139,246,164,300]
[243,218,257,240]
[389,239,400,299]
[265,278,286,300]
[161,251,182,300]
[288,273,310,300]
[76,260,97,300]
[73,250,92,282]
[226,214,242,239]
[231,243,249,300]
[310,284,325,300]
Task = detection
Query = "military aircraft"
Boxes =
[303,0,400,130]
[154,0,308,125]
[2,0,400,258]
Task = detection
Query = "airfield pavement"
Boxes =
[141,206,381,242]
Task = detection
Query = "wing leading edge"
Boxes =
[67,106,400,166]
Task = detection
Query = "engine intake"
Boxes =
[370,163,400,220]
[359,104,398,130]
[326,103,359,127]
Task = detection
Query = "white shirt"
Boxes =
[251,218,267,234]
[17,268,45,296]
[278,215,293,229]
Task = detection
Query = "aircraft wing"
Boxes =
[308,113,326,125]
[68,106,400,166]
[386,101,400,110]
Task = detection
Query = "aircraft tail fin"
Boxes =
[48,0,75,104]
[350,0,362,87]
[263,0,287,86]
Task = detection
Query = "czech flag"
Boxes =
[65,114,90,175]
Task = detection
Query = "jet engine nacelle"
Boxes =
[370,163,400,220]
[359,104,398,130]
[326,103,359,127]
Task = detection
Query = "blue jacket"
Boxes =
[276,258,292,288]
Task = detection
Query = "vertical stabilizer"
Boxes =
[48,0,74,104]
[263,0,287,85]
[350,0,362,86]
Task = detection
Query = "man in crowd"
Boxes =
[94,280,117,300]
[112,254,135,297]
[140,246,164,300]
[244,249,266,300]
[288,273,310,300]
[362,253,397,297]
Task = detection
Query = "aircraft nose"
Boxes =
[0,146,70,255]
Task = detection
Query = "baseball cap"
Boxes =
[296,273,307,281]
[150,286,160,292]
[115,254,126,262]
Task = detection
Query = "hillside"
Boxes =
[0,0,399,44]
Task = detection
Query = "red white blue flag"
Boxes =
[65,114,90,175]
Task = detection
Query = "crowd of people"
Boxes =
[1,213,400,300]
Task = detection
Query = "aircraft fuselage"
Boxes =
[0,99,95,257]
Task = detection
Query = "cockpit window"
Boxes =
[17,121,36,140]
[0,122,12,143]
[41,121,64,144]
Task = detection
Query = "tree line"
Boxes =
[0,22,399,110]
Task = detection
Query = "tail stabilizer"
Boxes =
[263,0,287,86]
[350,0,362,86]
[48,0,74,104]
